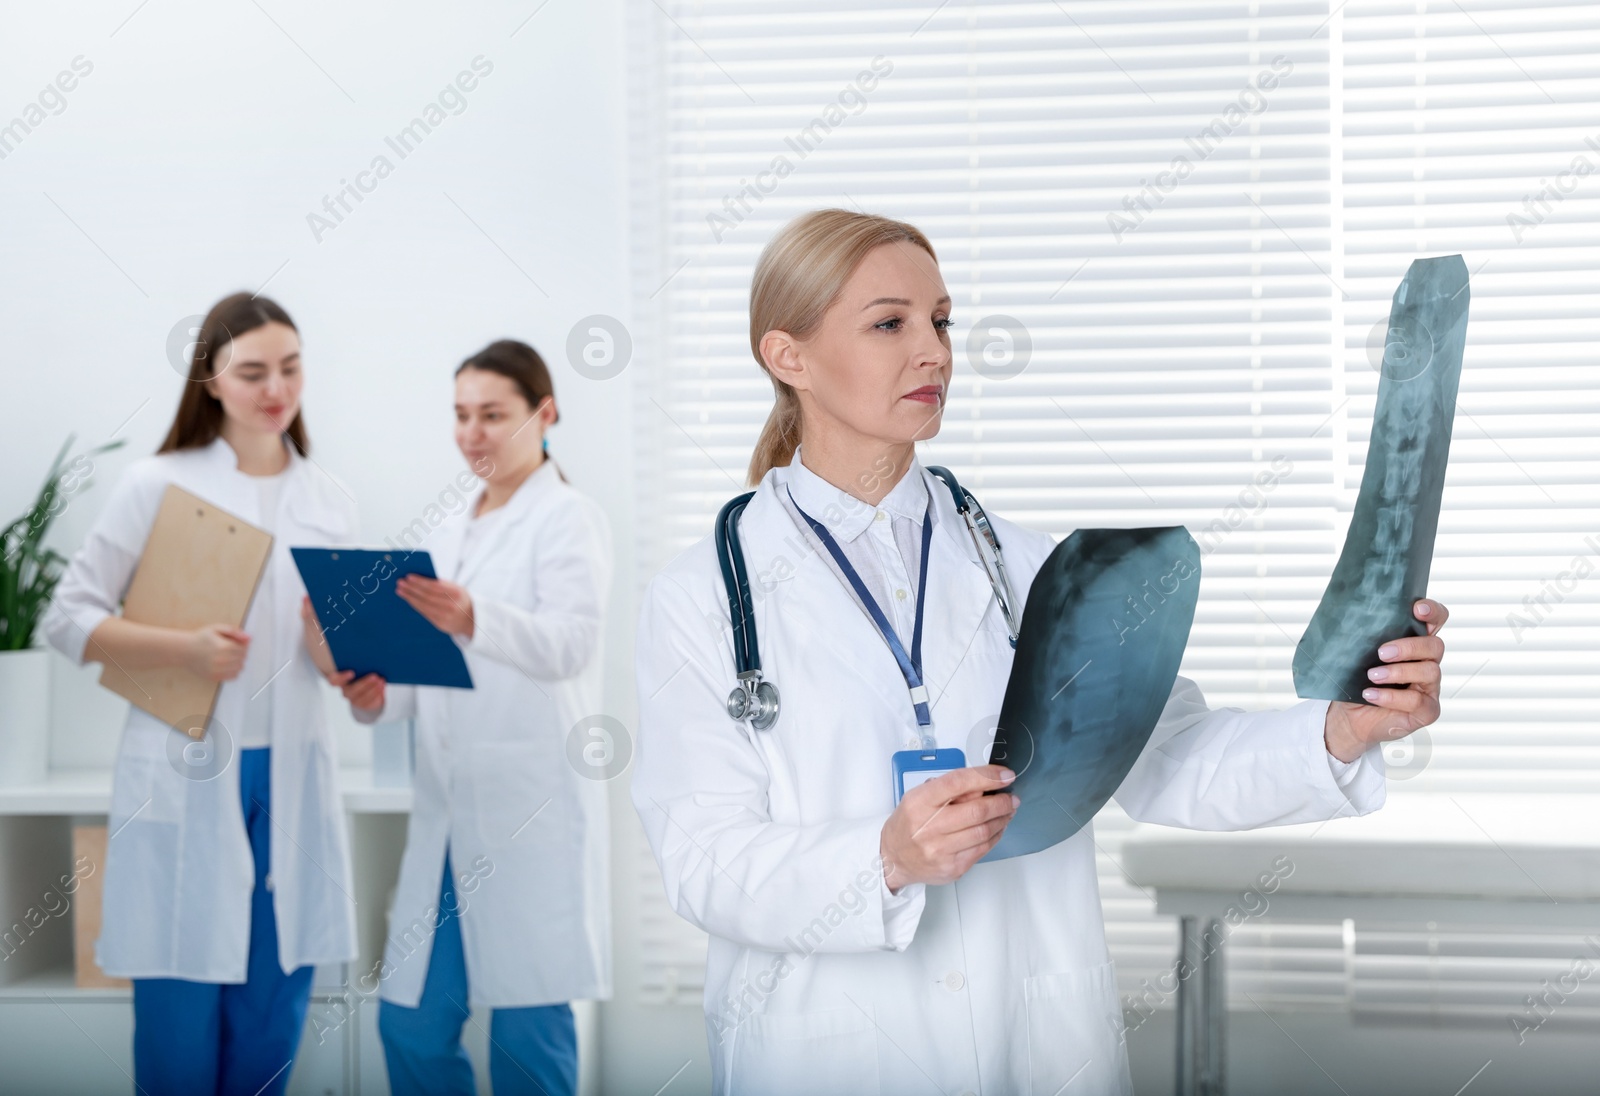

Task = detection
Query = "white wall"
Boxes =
[0,3,635,758]
[0,0,663,1091]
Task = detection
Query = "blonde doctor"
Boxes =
[317,339,612,1096]
[631,210,1451,1095]
[42,293,358,1096]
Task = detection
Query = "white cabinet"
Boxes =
[0,777,413,1096]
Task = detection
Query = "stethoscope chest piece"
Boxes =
[726,674,780,731]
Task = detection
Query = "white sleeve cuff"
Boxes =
[459,611,488,656]
[878,872,925,951]
[1315,703,1388,814]
[62,608,114,666]
[1327,739,1388,803]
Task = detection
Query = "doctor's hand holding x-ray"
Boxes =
[1324,596,1448,761]
[632,208,1449,1096]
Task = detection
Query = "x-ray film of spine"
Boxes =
[1293,255,1468,704]
[983,527,1200,861]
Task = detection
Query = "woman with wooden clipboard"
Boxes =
[41,293,360,1096]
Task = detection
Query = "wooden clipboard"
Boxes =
[71,824,127,989]
[97,484,273,739]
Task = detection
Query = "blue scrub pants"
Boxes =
[131,747,315,1096]
[378,852,577,1096]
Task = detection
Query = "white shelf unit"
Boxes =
[0,768,413,1096]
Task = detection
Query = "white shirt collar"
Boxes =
[472,455,559,522]
[782,444,931,544]
[200,432,302,478]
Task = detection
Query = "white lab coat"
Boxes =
[358,459,613,1009]
[42,435,360,980]
[632,457,1387,1096]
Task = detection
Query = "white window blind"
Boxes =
[1333,0,1600,1024]
[625,0,1600,1023]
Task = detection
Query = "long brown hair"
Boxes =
[456,339,568,483]
[745,209,939,485]
[158,293,309,456]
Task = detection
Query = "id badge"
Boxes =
[892,747,967,805]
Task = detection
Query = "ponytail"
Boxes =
[746,382,802,487]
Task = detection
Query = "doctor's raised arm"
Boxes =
[1111,601,1447,831]
[630,209,1449,1096]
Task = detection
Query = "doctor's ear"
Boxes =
[534,394,558,428]
[760,329,810,393]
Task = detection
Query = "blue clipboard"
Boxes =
[292,548,474,689]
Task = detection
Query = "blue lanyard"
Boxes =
[786,486,935,736]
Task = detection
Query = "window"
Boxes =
[627,0,1600,1021]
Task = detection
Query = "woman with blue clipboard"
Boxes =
[324,340,612,1096]
[41,293,360,1096]
[630,210,1453,1095]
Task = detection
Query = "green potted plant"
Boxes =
[0,435,123,786]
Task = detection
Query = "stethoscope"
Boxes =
[717,464,1021,731]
